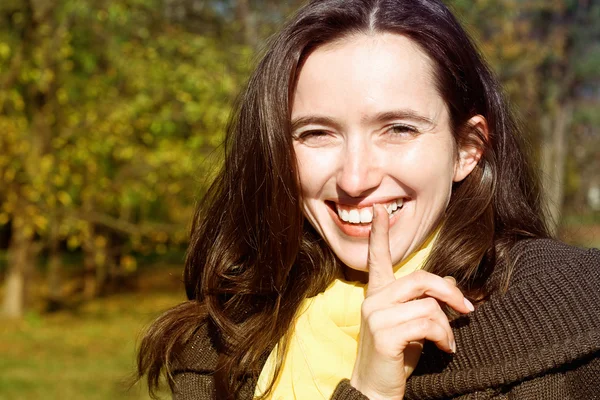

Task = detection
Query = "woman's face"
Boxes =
[292,33,480,271]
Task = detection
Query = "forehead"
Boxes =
[292,33,445,122]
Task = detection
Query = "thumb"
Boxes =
[367,204,395,296]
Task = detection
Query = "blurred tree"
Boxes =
[449,0,599,233]
[1,0,597,318]
[532,0,599,233]
[161,0,305,46]
[0,0,250,316]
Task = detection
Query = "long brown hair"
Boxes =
[137,0,549,398]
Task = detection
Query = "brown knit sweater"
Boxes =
[171,239,600,399]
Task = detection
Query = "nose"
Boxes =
[336,140,383,198]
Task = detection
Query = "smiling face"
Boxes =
[292,33,481,272]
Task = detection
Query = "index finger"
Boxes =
[367,204,395,296]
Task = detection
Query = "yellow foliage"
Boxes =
[71,173,83,186]
[4,163,18,181]
[156,244,167,255]
[33,215,48,231]
[24,187,41,202]
[121,255,137,272]
[41,154,54,173]
[16,140,30,154]
[52,174,66,187]
[57,88,69,105]
[94,253,106,266]
[154,231,169,243]
[0,42,10,59]
[67,235,81,250]
[94,235,107,248]
[46,194,56,208]
[57,191,72,206]
[168,183,181,194]
[23,225,35,239]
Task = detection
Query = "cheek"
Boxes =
[294,147,312,192]
[295,146,336,196]
[387,141,457,191]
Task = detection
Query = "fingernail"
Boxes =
[464,298,475,312]
[450,340,456,353]
[373,204,378,218]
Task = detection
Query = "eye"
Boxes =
[386,124,419,139]
[293,129,335,146]
[297,130,328,139]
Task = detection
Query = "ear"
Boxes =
[453,115,488,183]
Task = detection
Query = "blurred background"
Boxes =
[0,0,598,399]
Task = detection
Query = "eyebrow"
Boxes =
[363,110,435,126]
[291,115,343,133]
[291,109,435,132]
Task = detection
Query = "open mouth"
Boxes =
[327,198,406,225]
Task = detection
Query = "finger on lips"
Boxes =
[363,204,468,356]
[367,204,395,295]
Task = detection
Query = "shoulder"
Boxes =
[482,239,600,348]
[506,238,599,286]
[407,239,600,399]
[171,321,219,374]
[168,320,221,399]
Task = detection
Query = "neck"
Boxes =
[343,267,368,283]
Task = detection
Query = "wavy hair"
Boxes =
[137,0,549,398]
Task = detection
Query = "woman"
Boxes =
[137,0,600,399]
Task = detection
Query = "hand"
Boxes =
[349,204,474,400]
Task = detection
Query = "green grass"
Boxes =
[0,277,184,400]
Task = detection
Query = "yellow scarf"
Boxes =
[255,231,438,399]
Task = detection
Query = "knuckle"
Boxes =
[423,297,440,314]
[414,318,431,333]
[411,270,427,280]
[447,280,461,294]
[361,298,374,317]
[366,310,382,330]
[410,270,429,287]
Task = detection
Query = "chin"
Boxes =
[340,259,369,272]
[333,243,371,272]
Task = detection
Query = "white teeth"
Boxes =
[336,198,406,225]
[341,209,349,222]
[359,208,373,223]
[348,209,360,223]
[338,208,351,222]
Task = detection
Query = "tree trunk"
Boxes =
[82,231,97,299]
[2,216,35,318]
[541,102,573,235]
[82,226,108,299]
[46,221,63,312]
